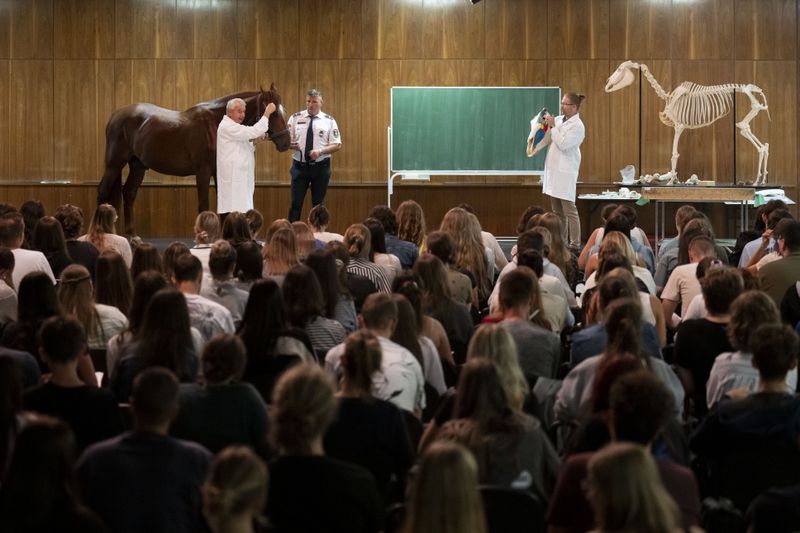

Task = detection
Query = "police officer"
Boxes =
[287,89,342,222]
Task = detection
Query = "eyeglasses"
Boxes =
[561,102,577,107]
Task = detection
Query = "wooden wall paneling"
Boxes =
[54,0,115,59]
[608,0,671,60]
[133,185,205,236]
[297,0,362,60]
[671,0,733,60]
[115,0,181,59]
[733,61,796,185]
[10,0,53,59]
[236,0,298,60]
[9,61,53,181]
[734,0,796,60]
[420,0,484,59]
[360,60,381,185]
[363,0,424,60]
[254,59,300,184]
[638,60,673,177]
[608,58,640,181]
[0,61,8,180]
[547,0,609,60]
[547,60,611,183]
[0,2,10,59]
[174,0,237,59]
[670,60,736,182]
[485,0,548,60]
[175,60,238,111]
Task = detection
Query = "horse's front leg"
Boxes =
[121,159,148,237]
[98,163,124,211]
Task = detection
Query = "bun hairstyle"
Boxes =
[344,223,371,258]
[203,446,268,528]
[565,92,586,109]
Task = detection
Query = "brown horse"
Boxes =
[97,84,291,235]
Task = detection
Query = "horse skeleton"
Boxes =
[604,61,770,185]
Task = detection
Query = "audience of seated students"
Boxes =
[674,266,741,418]
[548,371,701,533]
[323,330,413,504]
[440,207,493,305]
[738,198,787,268]
[326,292,426,416]
[173,253,235,341]
[705,290,796,409]
[282,264,346,356]
[79,368,212,533]
[436,358,560,502]
[516,249,574,334]
[691,323,800,510]
[536,211,581,286]
[573,268,662,365]
[291,221,317,261]
[583,230,657,295]
[557,295,683,426]
[426,230,474,307]
[308,204,343,243]
[391,294,447,395]
[202,446,268,533]
[396,199,427,252]
[162,240,191,280]
[233,240,263,292]
[262,227,300,286]
[2,272,64,365]
[22,316,121,451]
[106,271,169,379]
[758,220,800,306]
[343,223,392,293]
[0,416,109,533]
[306,248,358,333]
[171,335,269,458]
[661,235,719,328]
[267,365,383,533]
[0,247,17,328]
[393,273,454,367]
[458,202,509,272]
[328,239,378,311]
[414,254,474,363]
[32,215,73,278]
[19,199,45,250]
[190,210,221,280]
[55,203,100,278]
[401,440,488,533]
[94,250,133,317]
[744,209,794,271]
[369,205,418,269]
[364,216,402,284]
[79,204,132,267]
[585,210,655,275]
[129,241,162,281]
[223,211,257,251]
[111,289,199,402]
[58,265,129,351]
[491,267,561,382]
[200,240,248,328]
[0,210,56,287]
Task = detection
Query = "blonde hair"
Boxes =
[58,264,99,340]
[291,221,315,260]
[467,325,528,411]
[539,212,570,274]
[264,228,299,276]
[194,211,221,245]
[587,443,678,533]
[601,230,643,267]
[440,208,489,301]
[343,223,371,258]
[203,446,268,530]
[341,330,383,398]
[87,204,118,252]
[403,441,487,533]
[396,200,426,248]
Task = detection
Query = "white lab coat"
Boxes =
[542,113,585,202]
[215,114,270,213]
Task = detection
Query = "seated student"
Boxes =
[0,247,16,330]
[267,365,383,533]
[517,250,574,334]
[585,211,655,275]
[32,215,73,279]
[326,293,426,416]
[425,230,474,308]
[758,220,800,307]
[343,223,391,294]
[283,264,346,356]
[0,417,108,533]
[173,253,235,342]
[200,240,249,328]
[305,248,358,334]
[172,335,269,457]
[202,446,269,533]
[364,217,402,285]
[391,295,447,395]
[691,323,800,510]
[745,210,794,272]
[658,205,697,258]
[674,267,741,419]
[706,291,796,409]
[582,231,657,295]
[245,209,264,243]
[23,316,122,451]
[748,484,800,533]
[232,240,263,292]
[369,205,418,270]
[79,203,132,267]
[328,240,378,313]
[393,273,455,367]
[55,204,100,278]
[738,198,787,268]
[579,203,618,270]
[661,235,718,328]
[323,331,413,503]
[439,207,494,305]
[308,204,343,243]
[458,202,508,272]
[189,211,221,281]
[493,267,561,381]
[0,211,56,288]
[79,368,212,533]
[548,371,702,533]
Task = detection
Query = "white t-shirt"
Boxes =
[11,248,55,288]
[78,233,133,267]
[661,263,701,317]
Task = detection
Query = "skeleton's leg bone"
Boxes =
[668,126,685,185]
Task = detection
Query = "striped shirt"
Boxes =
[347,257,391,293]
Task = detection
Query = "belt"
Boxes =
[294,158,330,167]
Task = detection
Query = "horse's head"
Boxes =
[258,83,291,152]
[605,61,640,93]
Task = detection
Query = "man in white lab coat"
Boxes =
[542,92,586,249]
[215,98,276,215]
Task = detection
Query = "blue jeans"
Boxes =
[288,159,331,222]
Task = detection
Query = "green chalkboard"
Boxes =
[390,86,561,174]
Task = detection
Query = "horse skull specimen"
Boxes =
[605,60,770,185]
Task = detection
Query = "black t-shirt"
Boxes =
[23,382,123,451]
[748,484,800,533]
[66,240,100,278]
[267,455,383,533]
[675,318,733,417]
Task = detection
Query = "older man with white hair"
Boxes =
[215,97,276,215]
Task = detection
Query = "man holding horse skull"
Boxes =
[216,98,276,215]
[287,89,342,222]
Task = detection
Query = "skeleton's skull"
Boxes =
[605,61,639,92]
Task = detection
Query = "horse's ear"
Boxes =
[259,84,265,94]
[270,82,277,91]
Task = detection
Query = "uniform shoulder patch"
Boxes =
[292,111,302,117]
[324,113,335,121]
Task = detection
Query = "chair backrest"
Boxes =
[248,354,303,404]
[479,485,545,533]
[401,409,423,453]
